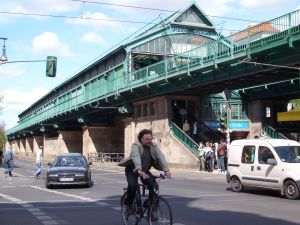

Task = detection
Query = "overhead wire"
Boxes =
[70,0,264,24]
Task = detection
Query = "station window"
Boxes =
[266,107,271,118]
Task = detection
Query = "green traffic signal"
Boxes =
[219,117,227,130]
[46,56,57,77]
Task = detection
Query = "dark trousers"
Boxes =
[125,170,155,206]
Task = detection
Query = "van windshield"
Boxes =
[274,146,300,163]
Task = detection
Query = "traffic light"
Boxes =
[46,56,57,77]
[219,116,227,131]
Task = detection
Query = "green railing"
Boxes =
[262,124,288,139]
[7,9,300,136]
[169,122,199,157]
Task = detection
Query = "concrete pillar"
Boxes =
[19,138,26,156]
[44,134,59,159]
[25,137,34,157]
[82,125,124,158]
[33,136,43,154]
[248,100,264,138]
[58,131,82,154]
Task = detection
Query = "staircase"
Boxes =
[262,124,288,139]
[199,121,225,142]
[169,122,199,157]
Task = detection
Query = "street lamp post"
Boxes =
[0,37,8,62]
[0,39,57,77]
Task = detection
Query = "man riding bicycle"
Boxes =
[118,129,172,214]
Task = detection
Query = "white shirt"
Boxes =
[36,149,43,163]
[203,146,212,155]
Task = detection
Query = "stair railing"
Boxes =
[170,122,199,157]
[262,124,288,139]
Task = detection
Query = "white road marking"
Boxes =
[0,192,59,225]
[30,186,96,202]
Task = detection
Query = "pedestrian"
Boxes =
[4,144,14,177]
[203,142,213,172]
[33,146,43,178]
[217,140,227,172]
[191,120,200,143]
[178,107,187,129]
[0,149,3,166]
[183,120,190,135]
[198,142,205,171]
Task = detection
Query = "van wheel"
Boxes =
[231,176,243,192]
[284,180,299,200]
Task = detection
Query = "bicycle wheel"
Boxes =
[121,192,139,225]
[148,197,173,225]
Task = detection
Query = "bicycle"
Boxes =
[121,174,173,225]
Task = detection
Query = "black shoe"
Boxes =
[8,174,13,177]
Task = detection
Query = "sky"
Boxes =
[0,0,300,130]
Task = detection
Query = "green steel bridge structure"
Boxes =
[6,4,300,141]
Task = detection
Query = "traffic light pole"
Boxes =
[226,106,231,146]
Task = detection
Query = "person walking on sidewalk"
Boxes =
[4,145,14,177]
[33,146,43,178]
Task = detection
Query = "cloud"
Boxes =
[0,65,25,77]
[1,87,49,129]
[32,32,74,57]
[1,87,49,111]
[0,0,81,24]
[238,0,292,9]
[82,32,106,45]
[66,11,124,31]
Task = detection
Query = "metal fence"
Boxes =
[87,152,124,163]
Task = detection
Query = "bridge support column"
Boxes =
[25,137,34,157]
[10,140,18,155]
[33,136,43,154]
[19,138,26,156]
[82,125,124,159]
[57,131,82,154]
[248,100,264,138]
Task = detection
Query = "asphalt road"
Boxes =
[1,157,300,225]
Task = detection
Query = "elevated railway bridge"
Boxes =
[6,3,300,166]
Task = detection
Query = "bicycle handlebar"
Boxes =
[151,173,165,180]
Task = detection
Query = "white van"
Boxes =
[226,138,300,199]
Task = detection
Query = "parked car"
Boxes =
[227,138,300,199]
[45,153,92,188]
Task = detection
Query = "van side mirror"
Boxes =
[47,162,53,166]
[267,158,277,165]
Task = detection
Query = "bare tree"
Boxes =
[0,95,3,113]
[0,121,5,149]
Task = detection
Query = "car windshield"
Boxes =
[53,156,86,167]
[274,146,300,163]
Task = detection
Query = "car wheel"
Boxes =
[231,176,243,192]
[45,180,52,189]
[284,180,299,200]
